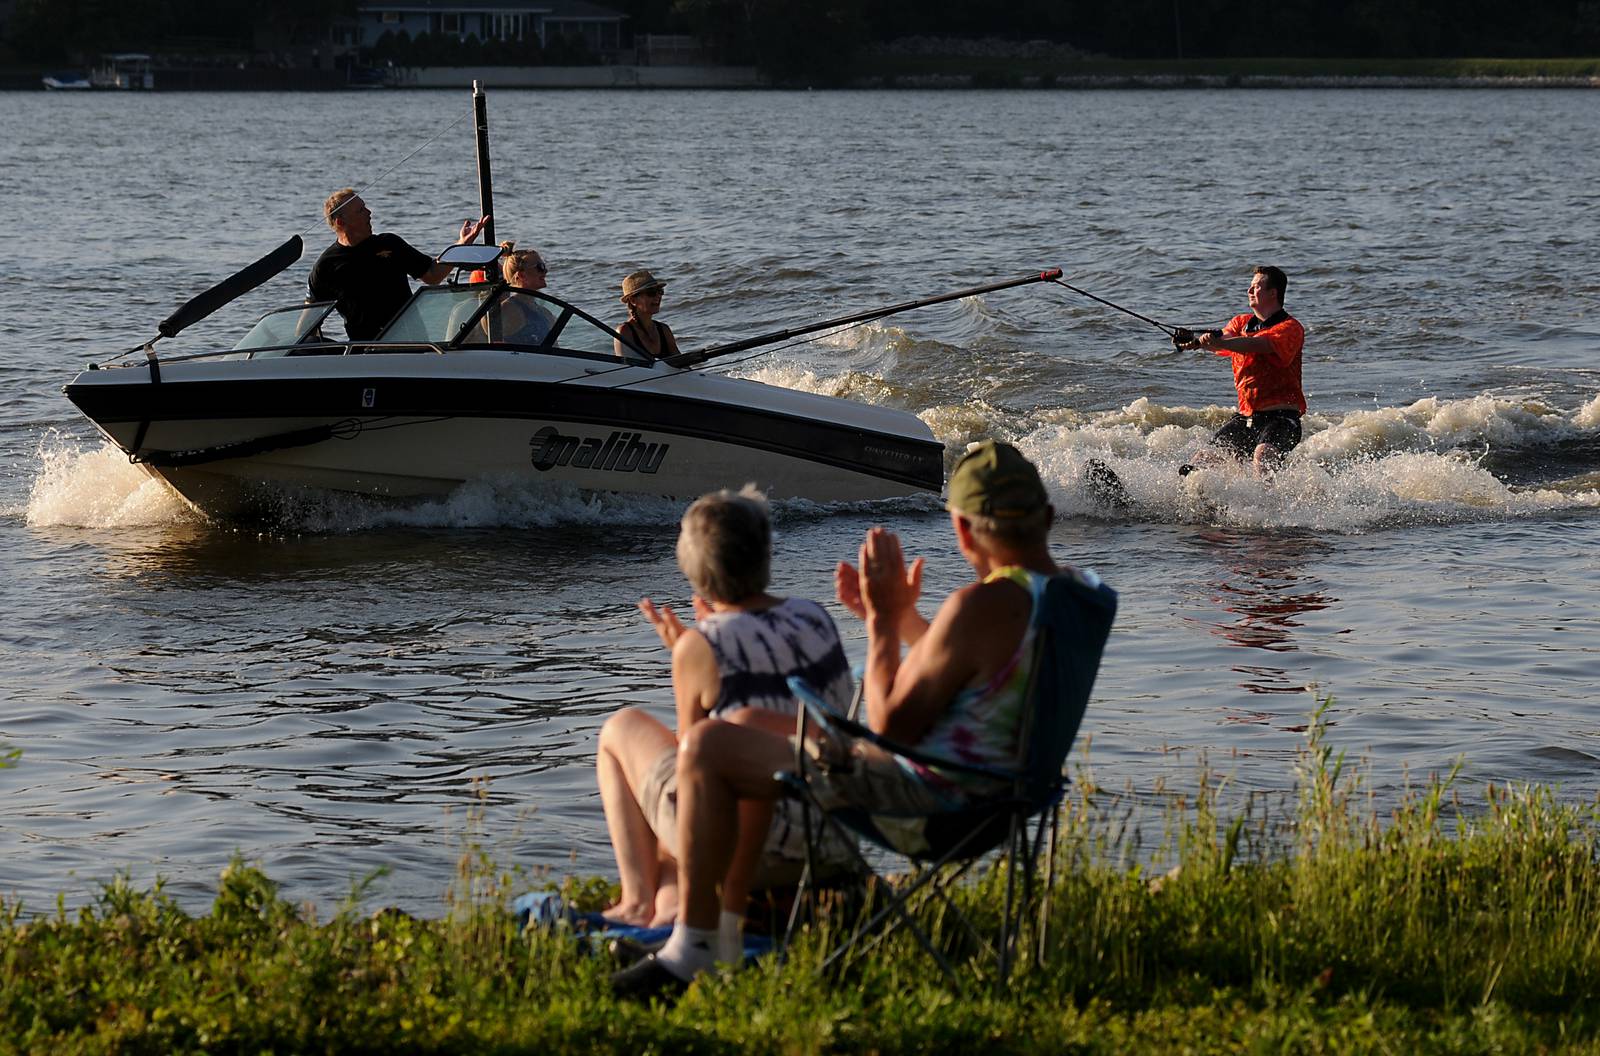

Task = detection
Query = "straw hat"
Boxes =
[620,269,667,301]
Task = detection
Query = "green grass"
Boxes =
[5,701,1600,1053]
[870,55,1600,86]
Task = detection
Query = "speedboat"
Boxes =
[63,250,951,519]
[42,71,92,90]
[63,85,1057,523]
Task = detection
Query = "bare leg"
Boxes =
[717,709,792,918]
[649,846,679,927]
[723,799,774,918]
[1252,441,1282,477]
[674,720,795,931]
[596,707,676,925]
[1182,446,1233,475]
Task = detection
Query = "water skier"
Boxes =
[1173,266,1306,476]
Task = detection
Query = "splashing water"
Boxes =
[25,435,197,529]
[1016,393,1600,533]
[1576,394,1600,430]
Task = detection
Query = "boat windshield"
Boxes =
[451,288,557,347]
[382,286,491,345]
[381,286,654,365]
[233,302,339,352]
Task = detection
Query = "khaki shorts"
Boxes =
[637,744,863,885]
[802,735,950,816]
[800,735,974,857]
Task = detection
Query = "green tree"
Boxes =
[676,0,865,82]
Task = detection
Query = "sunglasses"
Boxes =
[515,257,548,274]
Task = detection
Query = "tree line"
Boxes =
[658,0,1600,63]
[9,0,1599,69]
[6,0,356,60]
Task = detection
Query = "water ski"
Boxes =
[1082,458,1131,510]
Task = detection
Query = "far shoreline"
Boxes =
[4,55,1598,91]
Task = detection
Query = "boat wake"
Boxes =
[27,390,1599,536]
[1025,393,1600,532]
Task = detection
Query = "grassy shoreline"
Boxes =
[6,707,1600,1053]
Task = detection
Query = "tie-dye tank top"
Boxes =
[903,565,1047,797]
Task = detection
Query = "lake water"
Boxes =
[1,88,1597,914]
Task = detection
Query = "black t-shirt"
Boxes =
[307,233,434,340]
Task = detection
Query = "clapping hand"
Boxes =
[638,595,713,651]
[838,526,923,625]
[836,542,923,622]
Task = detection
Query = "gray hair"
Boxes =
[676,485,771,603]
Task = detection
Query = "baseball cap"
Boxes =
[946,440,1049,518]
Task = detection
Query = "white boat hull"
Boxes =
[66,349,944,519]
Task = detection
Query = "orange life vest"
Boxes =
[1217,310,1306,417]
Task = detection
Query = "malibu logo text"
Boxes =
[529,427,669,474]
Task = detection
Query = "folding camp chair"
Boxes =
[776,569,1117,990]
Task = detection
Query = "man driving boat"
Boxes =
[308,188,488,341]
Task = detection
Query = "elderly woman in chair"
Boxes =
[612,440,1116,997]
[595,485,854,965]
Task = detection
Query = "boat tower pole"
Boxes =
[472,81,495,246]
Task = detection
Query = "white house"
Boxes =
[357,0,626,54]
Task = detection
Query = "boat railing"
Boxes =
[96,282,665,370]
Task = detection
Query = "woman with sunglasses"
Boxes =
[614,269,680,361]
[491,241,557,345]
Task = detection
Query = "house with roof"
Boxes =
[356,0,626,55]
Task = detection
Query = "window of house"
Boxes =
[381,11,399,23]
[489,14,522,41]
[441,13,461,34]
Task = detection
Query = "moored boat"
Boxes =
[42,71,91,90]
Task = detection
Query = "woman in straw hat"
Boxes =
[614,269,681,361]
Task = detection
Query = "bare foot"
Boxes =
[601,900,654,926]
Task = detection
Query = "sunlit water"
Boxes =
[1,88,1597,913]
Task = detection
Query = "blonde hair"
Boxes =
[323,188,358,228]
[500,240,545,284]
[675,485,771,603]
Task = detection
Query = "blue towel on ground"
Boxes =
[512,891,774,960]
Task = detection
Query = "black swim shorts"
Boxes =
[1207,409,1303,461]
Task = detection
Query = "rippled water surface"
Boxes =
[2,88,1598,912]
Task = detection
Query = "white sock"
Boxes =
[655,923,717,980]
[717,910,745,965]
